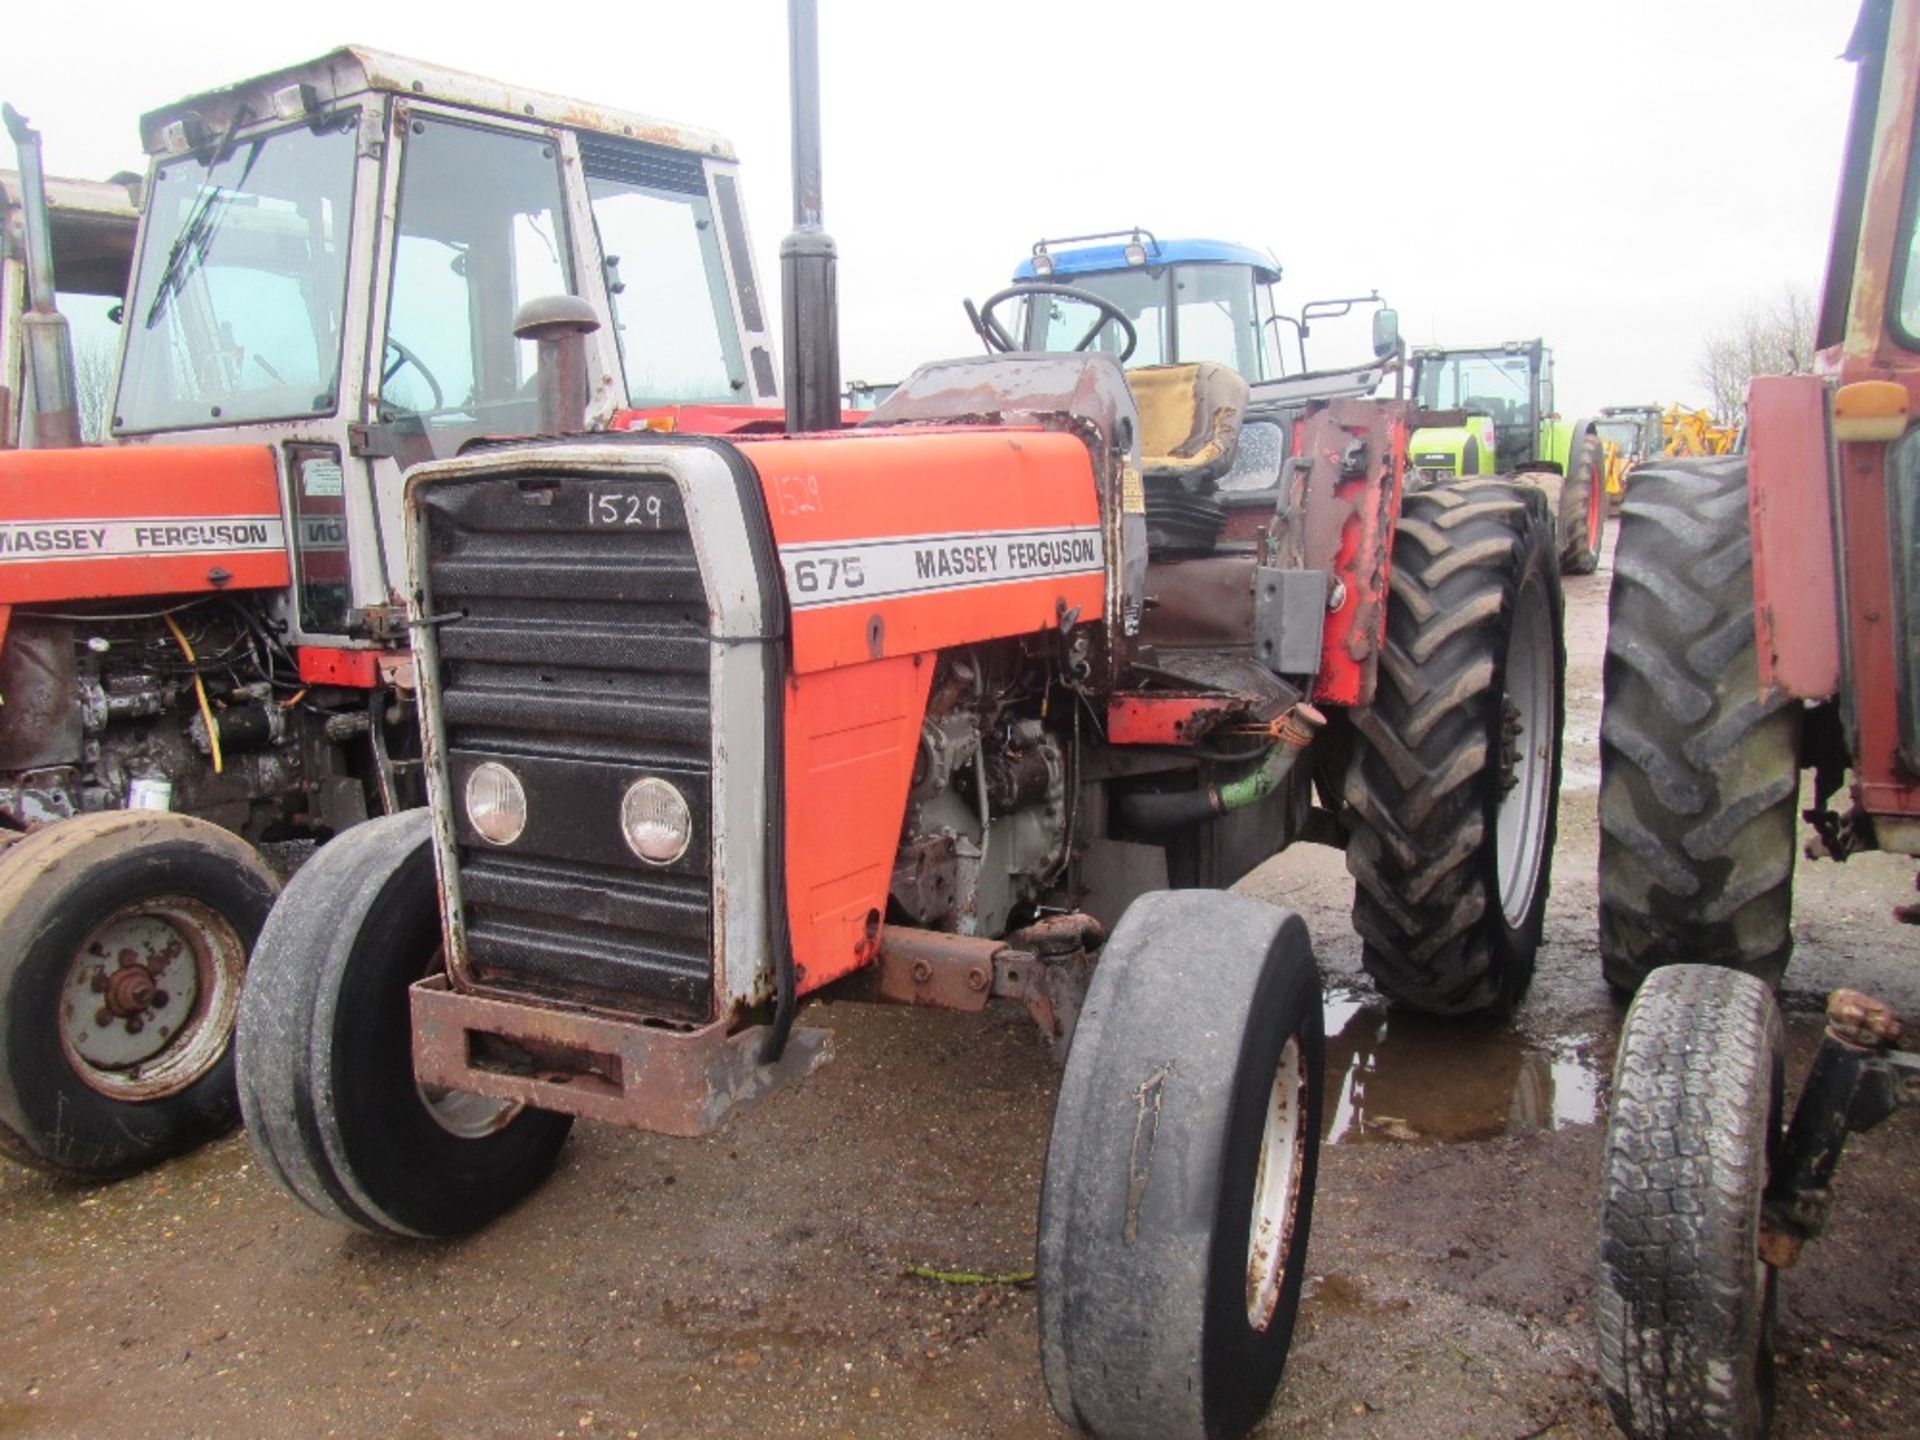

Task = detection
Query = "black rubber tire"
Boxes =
[1598,458,1799,994]
[0,811,277,1179]
[1557,425,1605,575]
[1038,890,1324,1440]
[1342,477,1565,1015]
[1597,963,1783,1439]
[237,809,572,1238]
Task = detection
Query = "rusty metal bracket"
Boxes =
[854,918,1103,1056]
[410,977,830,1138]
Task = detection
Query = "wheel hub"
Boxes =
[59,897,244,1099]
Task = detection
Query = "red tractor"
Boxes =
[234,6,1569,1436]
[0,51,775,1180]
[1595,1,1920,1433]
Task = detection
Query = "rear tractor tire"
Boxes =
[1341,477,1565,1015]
[1598,457,1799,994]
[1555,425,1606,575]
[0,811,277,1179]
[1597,963,1783,1439]
[237,809,572,1239]
[1038,890,1324,1440]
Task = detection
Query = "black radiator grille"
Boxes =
[421,471,715,1022]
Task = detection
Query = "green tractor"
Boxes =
[1407,339,1605,573]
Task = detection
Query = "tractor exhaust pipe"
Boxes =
[781,0,840,434]
[3,104,83,449]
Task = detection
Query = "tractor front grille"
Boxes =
[418,470,716,1023]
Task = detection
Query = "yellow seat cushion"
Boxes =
[1125,362,1249,491]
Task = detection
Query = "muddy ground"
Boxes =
[3,536,1918,1439]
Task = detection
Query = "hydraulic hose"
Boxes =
[1118,704,1324,832]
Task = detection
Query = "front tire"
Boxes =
[1342,477,1565,1015]
[1038,890,1324,1440]
[1597,458,1798,994]
[1597,964,1783,1439]
[237,809,571,1238]
[0,812,276,1179]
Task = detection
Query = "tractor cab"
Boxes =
[1407,340,1555,477]
[103,48,775,644]
[964,229,1402,555]
[1,169,140,447]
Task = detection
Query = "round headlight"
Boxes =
[621,776,692,865]
[465,762,527,846]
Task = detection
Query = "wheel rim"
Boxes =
[412,952,521,1139]
[1495,573,1556,928]
[59,895,245,1100]
[1245,1035,1310,1332]
[417,1081,521,1139]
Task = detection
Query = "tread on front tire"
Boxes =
[1342,477,1565,1015]
[1597,457,1799,994]
[1038,890,1324,1440]
[237,809,572,1239]
[1597,963,1782,1439]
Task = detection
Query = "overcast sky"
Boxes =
[6,0,1862,417]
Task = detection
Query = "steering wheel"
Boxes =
[382,337,445,411]
[970,282,1138,363]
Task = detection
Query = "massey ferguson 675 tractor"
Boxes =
[1595,2,1920,1434]
[0,50,774,1179]
[235,7,1566,1436]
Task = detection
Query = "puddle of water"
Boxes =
[1321,987,1600,1145]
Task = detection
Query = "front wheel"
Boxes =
[1038,890,1324,1440]
[1555,426,1605,575]
[237,809,571,1238]
[0,812,277,1179]
[1597,964,1783,1439]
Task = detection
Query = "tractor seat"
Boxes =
[1125,362,1249,495]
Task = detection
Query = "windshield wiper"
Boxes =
[142,183,232,329]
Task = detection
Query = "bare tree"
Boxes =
[1697,288,1817,422]
[72,338,116,442]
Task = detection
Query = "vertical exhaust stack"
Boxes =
[781,0,841,434]
[3,105,83,450]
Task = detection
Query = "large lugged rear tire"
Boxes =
[237,810,572,1239]
[1342,477,1565,1015]
[0,811,277,1179]
[1556,425,1605,575]
[1597,458,1799,994]
[1038,891,1324,1440]
[1597,964,1783,1439]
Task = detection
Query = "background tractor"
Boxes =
[234,11,1568,1439]
[0,49,775,1180]
[2,165,139,447]
[1407,339,1608,574]
[1593,402,1664,509]
[1594,1,1920,1433]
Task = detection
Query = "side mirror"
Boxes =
[1371,308,1400,359]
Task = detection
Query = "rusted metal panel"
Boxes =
[851,919,1100,1052]
[1107,692,1235,745]
[1748,375,1842,700]
[1277,398,1409,708]
[410,977,828,1138]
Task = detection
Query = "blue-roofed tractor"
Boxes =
[1407,340,1607,574]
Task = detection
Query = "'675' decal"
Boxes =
[778,525,1103,610]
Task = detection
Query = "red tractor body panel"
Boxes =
[741,426,1105,991]
[1747,374,1842,701]
[0,445,288,604]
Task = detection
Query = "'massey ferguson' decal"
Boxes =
[0,515,287,562]
[778,525,1105,610]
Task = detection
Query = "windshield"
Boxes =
[115,117,359,433]
[1413,352,1535,430]
[1025,263,1266,376]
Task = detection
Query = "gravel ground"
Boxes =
[2,530,1917,1439]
